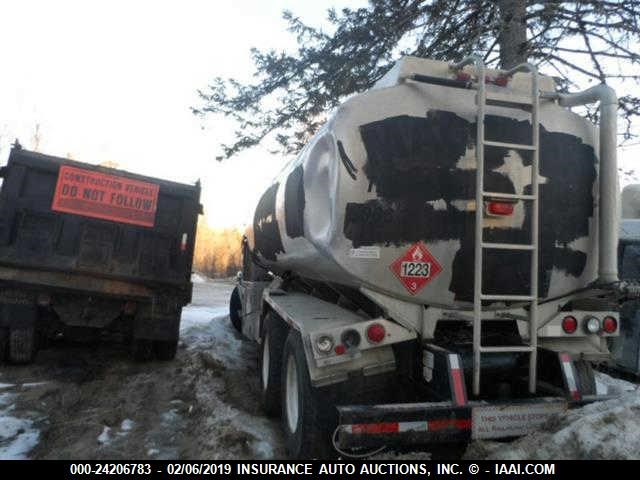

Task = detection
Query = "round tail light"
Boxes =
[341,329,361,349]
[366,323,386,344]
[584,316,601,334]
[562,316,578,334]
[603,316,618,334]
[316,335,334,354]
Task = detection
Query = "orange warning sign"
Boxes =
[51,165,159,227]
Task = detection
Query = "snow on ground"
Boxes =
[0,391,40,460]
[595,371,637,395]
[190,272,208,284]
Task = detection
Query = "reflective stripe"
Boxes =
[559,353,580,400]
[449,354,460,369]
[399,421,428,432]
[428,418,472,431]
[348,418,470,435]
[351,422,398,434]
[449,354,467,406]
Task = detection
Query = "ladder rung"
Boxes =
[482,191,536,201]
[483,140,536,150]
[485,91,534,106]
[479,346,534,353]
[480,294,536,301]
[481,242,535,251]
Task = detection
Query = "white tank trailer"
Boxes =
[232,56,628,458]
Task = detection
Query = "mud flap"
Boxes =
[133,295,181,342]
[558,352,596,400]
[422,344,467,406]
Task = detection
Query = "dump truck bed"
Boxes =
[0,147,201,297]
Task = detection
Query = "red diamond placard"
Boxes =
[390,242,442,295]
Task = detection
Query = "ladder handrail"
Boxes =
[453,58,541,396]
[451,55,487,398]
[502,62,541,394]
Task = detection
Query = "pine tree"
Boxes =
[194,0,640,159]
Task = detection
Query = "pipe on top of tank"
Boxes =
[547,85,619,284]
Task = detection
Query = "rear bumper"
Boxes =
[336,394,616,448]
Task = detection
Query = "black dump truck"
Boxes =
[0,145,201,363]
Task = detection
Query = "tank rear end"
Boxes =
[246,57,599,308]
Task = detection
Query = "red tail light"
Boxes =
[367,323,386,344]
[603,316,618,334]
[493,75,509,87]
[562,315,578,334]
[486,201,514,216]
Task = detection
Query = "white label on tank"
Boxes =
[349,246,380,259]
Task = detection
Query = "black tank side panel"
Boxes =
[284,165,305,239]
[253,183,285,261]
[344,110,596,301]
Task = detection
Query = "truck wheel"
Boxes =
[259,313,287,417]
[8,328,36,364]
[154,339,178,361]
[0,328,8,362]
[132,338,153,362]
[281,331,332,459]
[574,360,596,395]
[229,287,242,332]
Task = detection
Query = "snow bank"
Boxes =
[0,392,40,460]
[480,386,640,460]
[97,426,112,445]
[191,273,209,284]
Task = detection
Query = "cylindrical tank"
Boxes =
[246,57,599,308]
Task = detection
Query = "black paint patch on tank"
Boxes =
[253,183,284,261]
[359,111,474,199]
[285,165,305,239]
[345,111,596,301]
[337,140,358,180]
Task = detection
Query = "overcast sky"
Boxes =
[1,0,638,228]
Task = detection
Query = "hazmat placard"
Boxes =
[51,165,159,227]
[390,242,442,295]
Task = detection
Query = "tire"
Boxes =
[229,287,243,332]
[574,359,596,395]
[154,339,178,361]
[0,328,8,363]
[281,330,333,459]
[259,313,288,417]
[132,338,154,362]
[8,327,36,364]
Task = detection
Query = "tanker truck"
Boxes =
[230,55,629,458]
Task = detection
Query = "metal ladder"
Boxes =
[451,56,541,396]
